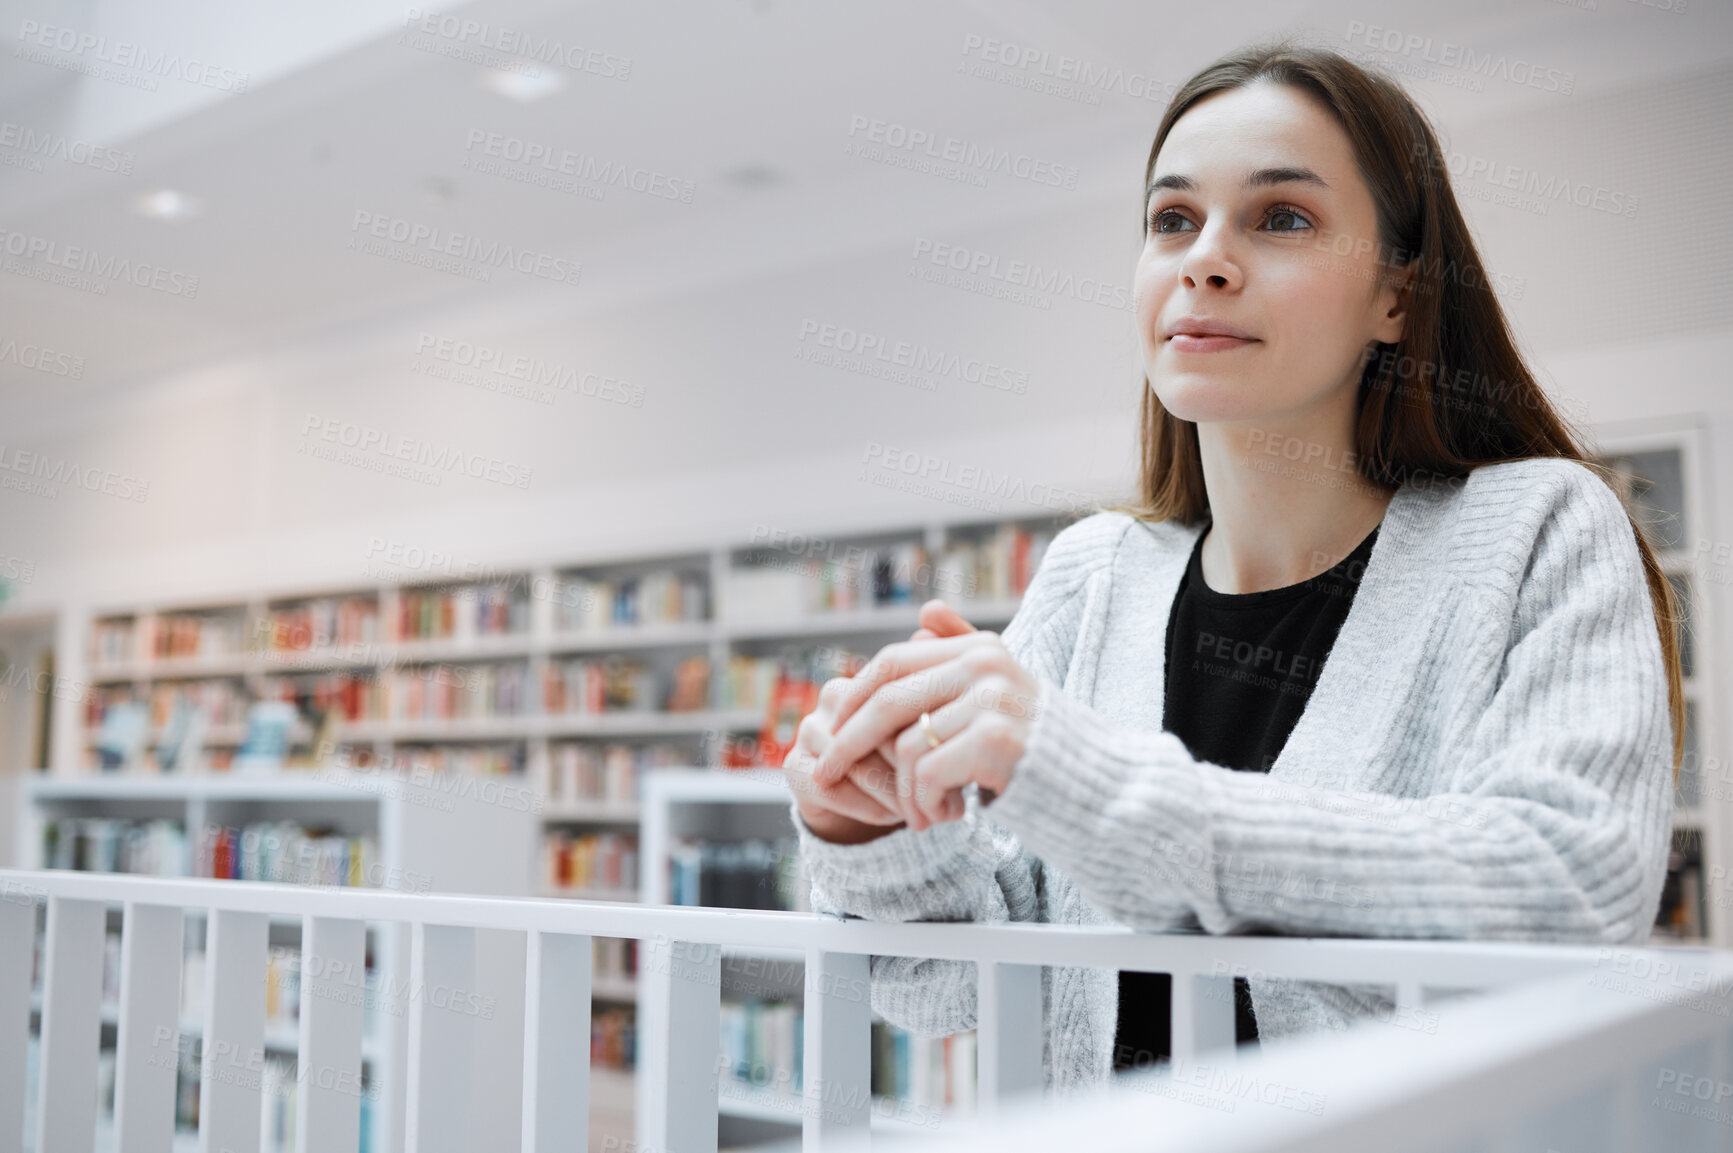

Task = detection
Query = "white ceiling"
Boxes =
[1,0,1731,611]
[1,0,1728,439]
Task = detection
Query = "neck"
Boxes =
[1194,416,1395,595]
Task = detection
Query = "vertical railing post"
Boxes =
[36,896,106,1153]
[405,923,476,1153]
[0,891,34,1153]
[1170,971,1236,1063]
[114,902,185,1153]
[296,916,368,1153]
[200,908,268,1153]
[802,950,871,1151]
[976,961,1043,1119]
[522,930,592,1153]
[643,937,720,1153]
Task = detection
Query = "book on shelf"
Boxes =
[154,698,210,772]
[151,678,246,726]
[397,586,458,641]
[726,540,930,622]
[259,594,380,652]
[153,611,246,660]
[755,672,816,772]
[668,835,805,912]
[197,821,379,888]
[544,656,660,715]
[94,700,149,771]
[545,831,638,892]
[557,568,707,632]
[394,743,523,775]
[390,660,528,720]
[233,701,299,771]
[392,581,530,641]
[873,1021,976,1114]
[592,1004,636,1070]
[471,583,529,636]
[935,524,1055,603]
[42,816,190,875]
[268,671,384,723]
[719,998,803,1095]
[91,617,134,665]
[594,936,638,986]
[549,742,690,805]
[717,645,873,768]
[667,654,710,712]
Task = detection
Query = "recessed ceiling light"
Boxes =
[422,176,457,206]
[723,163,782,189]
[479,67,566,102]
[133,189,205,221]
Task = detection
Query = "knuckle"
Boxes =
[796,716,833,753]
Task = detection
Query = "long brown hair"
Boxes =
[1099,40,1685,772]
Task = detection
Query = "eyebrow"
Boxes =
[1146,166,1332,199]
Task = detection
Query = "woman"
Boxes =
[781,41,1684,1092]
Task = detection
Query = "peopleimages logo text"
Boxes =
[349,212,581,286]
[300,415,533,490]
[846,115,1079,189]
[0,227,198,297]
[16,20,249,91]
[0,120,134,173]
[402,9,631,79]
[1344,21,1574,94]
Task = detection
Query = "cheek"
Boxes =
[1133,259,1168,341]
[1269,256,1373,371]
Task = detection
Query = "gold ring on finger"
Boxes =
[919,710,944,750]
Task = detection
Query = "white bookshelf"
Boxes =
[634,767,979,1144]
[16,769,537,1153]
[31,511,1058,1153]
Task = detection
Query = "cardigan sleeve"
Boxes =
[790,514,1125,1037]
[984,472,1676,944]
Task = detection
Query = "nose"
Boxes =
[1179,221,1241,292]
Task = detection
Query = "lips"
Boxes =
[1164,316,1258,354]
[1164,316,1256,341]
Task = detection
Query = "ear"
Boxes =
[1372,257,1417,345]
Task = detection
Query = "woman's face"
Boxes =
[1135,80,1408,428]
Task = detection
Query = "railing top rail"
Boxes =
[5,869,1721,990]
[896,945,1733,1153]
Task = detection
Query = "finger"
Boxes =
[823,634,996,745]
[847,750,909,820]
[908,722,984,826]
[783,746,901,826]
[919,599,979,638]
[791,770,904,827]
[816,651,984,784]
[902,694,979,827]
[874,739,925,828]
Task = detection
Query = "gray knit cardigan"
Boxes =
[790,457,1674,1092]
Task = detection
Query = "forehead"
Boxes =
[1153,81,1356,185]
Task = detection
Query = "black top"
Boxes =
[1112,515,1380,1071]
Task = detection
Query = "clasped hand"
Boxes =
[782,599,1040,840]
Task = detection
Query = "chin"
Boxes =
[1148,375,1268,424]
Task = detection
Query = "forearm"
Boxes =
[986,677,1669,942]
[792,796,1009,922]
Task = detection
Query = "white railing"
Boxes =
[3,868,1730,1153]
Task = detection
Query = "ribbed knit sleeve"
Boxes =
[791,512,1130,1037]
[985,468,1675,944]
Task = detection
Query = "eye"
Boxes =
[1147,206,1195,235]
[1264,203,1314,233]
